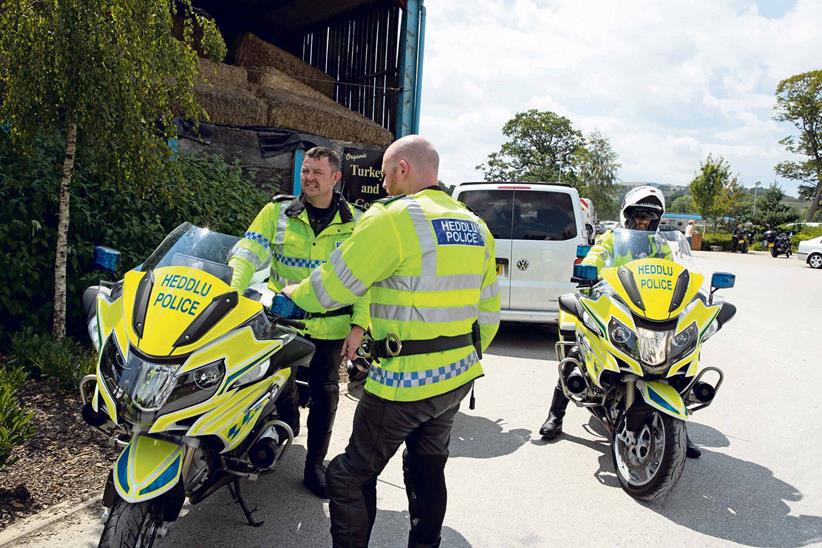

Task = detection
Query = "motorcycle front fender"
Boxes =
[636,380,688,420]
[113,434,183,503]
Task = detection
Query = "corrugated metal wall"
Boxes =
[299,2,402,135]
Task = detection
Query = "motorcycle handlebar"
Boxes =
[263,307,306,330]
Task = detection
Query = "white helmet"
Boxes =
[620,185,666,230]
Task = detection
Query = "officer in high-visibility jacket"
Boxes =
[228,146,369,499]
[283,135,500,548]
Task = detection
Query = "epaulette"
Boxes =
[272,194,296,202]
[374,194,406,206]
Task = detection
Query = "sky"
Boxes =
[419,0,821,196]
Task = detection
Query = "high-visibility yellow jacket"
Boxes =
[583,229,673,272]
[291,188,501,402]
[228,193,370,340]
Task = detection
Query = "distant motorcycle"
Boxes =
[772,232,792,258]
[731,231,748,253]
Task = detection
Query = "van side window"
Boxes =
[460,190,513,240]
[513,191,577,241]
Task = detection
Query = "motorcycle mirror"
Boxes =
[93,246,120,273]
[573,264,598,281]
[576,244,591,259]
[710,272,735,290]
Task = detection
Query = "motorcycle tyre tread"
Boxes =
[98,499,163,548]
[612,413,687,502]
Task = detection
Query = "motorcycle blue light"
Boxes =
[576,244,591,259]
[710,272,735,289]
[573,264,598,281]
[93,246,121,273]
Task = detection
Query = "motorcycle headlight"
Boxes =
[116,354,181,412]
[162,359,226,414]
[581,309,603,336]
[701,319,719,342]
[637,327,669,367]
[608,318,638,359]
[670,323,698,362]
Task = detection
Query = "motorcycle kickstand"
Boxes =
[227,480,264,527]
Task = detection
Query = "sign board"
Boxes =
[341,147,386,207]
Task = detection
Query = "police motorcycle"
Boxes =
[772,232,792,258]
[557,229,736,500]
[731,228,749,253]
[80,223,314,547]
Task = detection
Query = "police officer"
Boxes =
[283,135,500,548]
[538,185,702,458]
[228,146,370,498]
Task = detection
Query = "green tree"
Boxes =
[573,131,621,219]
[0,0,226,339]
[477,109,584,184]
[755,184,799,229]
[689,154,734,229]
[669,194,697,214]
[717,177,747,224]
[774,70,822,221]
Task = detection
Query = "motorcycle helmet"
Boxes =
[620,185,666,230]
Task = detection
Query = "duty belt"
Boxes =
[306,306,353,319]
[360,322,482,360]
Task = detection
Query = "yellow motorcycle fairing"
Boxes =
[114,434,183,503]
[601,258,703,321]
[121,266,261,358]
[93,292,128,424]
[667,296,723,377]
[637,380,687,419]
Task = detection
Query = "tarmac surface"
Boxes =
[8,250,822,547]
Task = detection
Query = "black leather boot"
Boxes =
[539,386,570,440]
[303,383,338,499]
[408,533,441,548]
[275,378,300,438]
[686,433,702,459]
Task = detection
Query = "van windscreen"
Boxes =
[459,190,513,239]
[513,191,577,241]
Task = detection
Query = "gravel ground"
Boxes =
[0,381,118,530]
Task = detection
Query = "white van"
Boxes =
[453,182,587,323]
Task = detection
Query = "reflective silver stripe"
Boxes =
[273,204,290,245]
[478,310,500,325]
[403,198,437,274]
[368,350,479,389]
[329,249,368,297]
[375,273,483,292]
[480,281,499,301]
[311,268,346,310]
[229,246,269,270]
[371,303,478,323]
[270,272,294,287]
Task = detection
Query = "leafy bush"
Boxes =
[700,232,733,250]
[0,360,35,470]
[0,131,268,345]
[10,328,96,392]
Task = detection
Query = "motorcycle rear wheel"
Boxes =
[98,499,163,548]
[612,412,686,501]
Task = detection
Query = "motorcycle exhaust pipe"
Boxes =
[82,402,108,428]
[692,381,716,403]
[249,426,280,469]
[565,369,587,395]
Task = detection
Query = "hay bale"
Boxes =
[235,33,336,98]
[197,58,248,89]
[194,85,267,126]
[246,66,329,101]
[255,87,392,147]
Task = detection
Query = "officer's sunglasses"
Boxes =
[632,211,659,221]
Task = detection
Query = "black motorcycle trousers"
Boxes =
[275,337,343,464]
[326,382,472,548]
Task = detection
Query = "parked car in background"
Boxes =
[797,236,822,269]
[600,220,620,231]
[453,182,587,323]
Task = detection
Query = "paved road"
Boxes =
[11,250,822,547]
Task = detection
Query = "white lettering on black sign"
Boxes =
[432,218,485,247]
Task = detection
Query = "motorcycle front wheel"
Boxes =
[98,499,163,548]
[611,411,686,501]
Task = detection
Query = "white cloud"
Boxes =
[419,0,821,196]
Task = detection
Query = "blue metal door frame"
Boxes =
[397,0,426,137]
